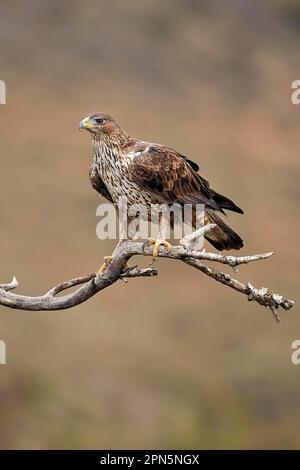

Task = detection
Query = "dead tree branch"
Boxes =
[0,240,294,321]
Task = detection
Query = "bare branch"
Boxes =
[140,243,274,268]
[182,258,293,323]
[0,276,19,291]
[0,240,294,321]
[46,274,97,297]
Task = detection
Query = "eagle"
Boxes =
[80,113,243,272]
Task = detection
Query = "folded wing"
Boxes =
[128,144,244,250]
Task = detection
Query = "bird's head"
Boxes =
[79,112,125,143]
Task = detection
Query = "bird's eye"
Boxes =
[95,118,104,124]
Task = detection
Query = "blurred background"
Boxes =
[0,0,299,449]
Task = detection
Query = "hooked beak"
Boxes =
[79,116,93,130]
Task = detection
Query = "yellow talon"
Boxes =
[97,256,130,275]
[147,238,172,257]
[97,256,113,275]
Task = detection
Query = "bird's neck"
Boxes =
[92,131,132,164]
[92,127,129,147]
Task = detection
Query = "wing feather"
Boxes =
[89,163,113,202]
[128,143,243,214]
[128,144,219,210]
[127,143,244,250]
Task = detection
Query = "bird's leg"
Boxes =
[146,211,172,257]
[97,238,130,275]
[112,238,126,254]
[113,238,131,272]
[97,240,129,275]
[97,211,131,276]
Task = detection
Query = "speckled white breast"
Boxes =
[93,139,153,213]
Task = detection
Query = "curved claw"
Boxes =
[97,256,113,275]
[146,238,173,257]
[97,256,130,276]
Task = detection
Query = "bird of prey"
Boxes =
[80,113,243,273]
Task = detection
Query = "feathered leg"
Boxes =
[97,214,133,275]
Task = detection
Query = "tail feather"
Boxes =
[210,191,244,214]
[204,208,244,251]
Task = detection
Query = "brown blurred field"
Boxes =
[0,0,299,449]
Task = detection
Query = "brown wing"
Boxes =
[128,144,221,210]
[128,143,244,250]
[89,163,113,202]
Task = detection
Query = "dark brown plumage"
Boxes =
[80,112,244,251]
